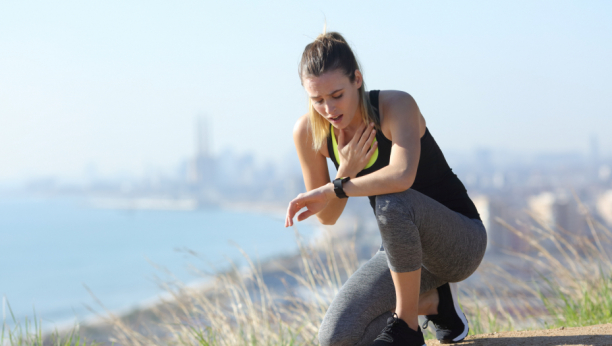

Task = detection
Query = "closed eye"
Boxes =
[313,93,342,104]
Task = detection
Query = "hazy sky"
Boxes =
[1,1,611,182]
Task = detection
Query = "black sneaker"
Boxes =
[422,282,469,344]
[371,313,426,346]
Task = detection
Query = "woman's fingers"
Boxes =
[286,201,298,226]
[297,209,315,221]
[285,201,292,227]
[285,194,322,226]
[358,124,376,153]
[365,140,378,160]
[285,187,330,227]
[341,122,371,152]
[336,122,377,172]
[355,126,376,159]
[361,128,376,153]
[348,122,367,146]
[285,198,303,227]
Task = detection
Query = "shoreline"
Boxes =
[46,207,328,341]
[3,195,321,338]
[52,242,318,343]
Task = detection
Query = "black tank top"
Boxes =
[326,90,481,221]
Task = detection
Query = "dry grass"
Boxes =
[1,299,101,346]
[96,228,358,345]
[459,203,612,335]
[90,205,612,345]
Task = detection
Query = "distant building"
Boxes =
[472,195,523,253]
[528,190,588,243]
[597,190,612,227]
[590,134,600,167]
[599,165,611,183]
[528,192,555,228]
[552,191,586,234]
[188,116,217,205]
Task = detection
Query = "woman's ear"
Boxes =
[354,69,363,88]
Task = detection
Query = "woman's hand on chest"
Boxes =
[336,122,378,178]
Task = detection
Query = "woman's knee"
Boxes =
[375,189,417,226]
[318,318,358,346]
[319,252,395,346]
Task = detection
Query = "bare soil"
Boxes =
[425,323,612,346]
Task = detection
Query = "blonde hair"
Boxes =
[299,32,378,152]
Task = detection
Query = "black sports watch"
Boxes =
[333,177,351,199]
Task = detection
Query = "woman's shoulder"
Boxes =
[378,90,417,109]
[293,113,310,137]
[376,90,426,138]
[293,114,330,158]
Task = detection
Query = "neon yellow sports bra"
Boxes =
[331,124,379,170]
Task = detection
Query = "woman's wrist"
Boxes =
[323,182,338,200]
[336,167,357,179]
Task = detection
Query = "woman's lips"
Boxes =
[329,114,343,123]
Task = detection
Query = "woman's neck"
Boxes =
[340,116,364,140]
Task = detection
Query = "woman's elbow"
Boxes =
[317,216,337,226]
[396,172,415,191]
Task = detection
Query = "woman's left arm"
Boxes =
[338,91,422,196]
[285,91,422,225]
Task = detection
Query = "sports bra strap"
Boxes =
[369,90,381,123]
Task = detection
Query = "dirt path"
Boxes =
[425,323,612,346]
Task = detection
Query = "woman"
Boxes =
[285,32,487,346]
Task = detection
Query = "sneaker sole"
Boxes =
[440,282,469,344]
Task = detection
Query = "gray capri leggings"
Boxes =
[318,188,487,346]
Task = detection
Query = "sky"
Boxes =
[1,1,611,182]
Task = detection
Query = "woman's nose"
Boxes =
[325,101,336,115]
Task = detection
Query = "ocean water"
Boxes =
[0,196,316,326]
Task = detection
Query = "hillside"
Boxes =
[425,323,612,346]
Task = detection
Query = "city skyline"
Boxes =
[2,114,607,187]
[1,1,611,183]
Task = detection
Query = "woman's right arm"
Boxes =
[293,115,348,225]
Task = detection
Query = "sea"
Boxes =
[0,195,317,328]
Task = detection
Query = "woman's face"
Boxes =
[302,69,363,130]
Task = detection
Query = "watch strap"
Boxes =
[333,177,350,199]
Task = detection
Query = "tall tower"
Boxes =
[190,116,216,194]
[590,134,599,164]
[590,134,600,181]
[197,117,210,160]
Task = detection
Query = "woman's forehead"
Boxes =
[303,70,349,96]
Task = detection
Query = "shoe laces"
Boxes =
[422,318,431,330]
[374,312,400,343]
